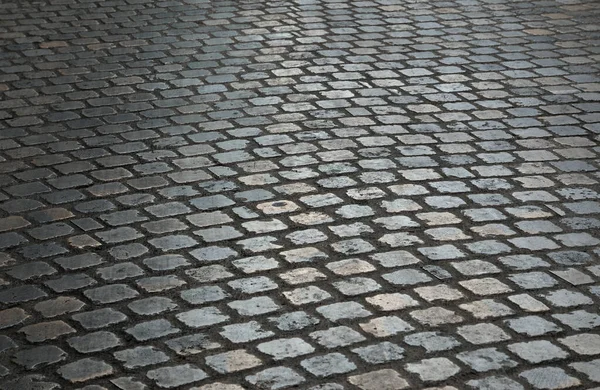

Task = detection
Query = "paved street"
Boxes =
[1,0,600,388]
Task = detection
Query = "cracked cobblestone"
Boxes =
[1,0,600,388]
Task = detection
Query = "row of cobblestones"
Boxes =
[1,0,600,389]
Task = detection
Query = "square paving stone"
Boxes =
[352,342,405,364]
[505,316,562,336]
[300,353,357,377]
[114,346,169,369]
[176,307,229,328]
[205,349,262,374]
[570,359,600,382]
[457,348,518,372]
[13,345,67,369]
[457,323,511,345]
[146,364,207,388]
[467,376,524,390]
[405,358,460,382]
[165,334,220,356]
[559,334,600,355]
[57,358,113,383]
[257,338,315,360]
[519,367,580,389]
[245,367,305,389]
[348,369,410,390]
[508,341,569,363]
[316,302,372,322]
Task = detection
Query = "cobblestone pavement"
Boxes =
[1,0,600,388]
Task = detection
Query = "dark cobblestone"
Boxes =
[1,0,600,388]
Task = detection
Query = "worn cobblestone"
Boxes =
[1,0,600,388]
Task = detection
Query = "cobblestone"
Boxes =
[146,364,207,388]
[405,358,460,382]
[57,359,113,383]
[1,0,600,388]
[520,367,581,389]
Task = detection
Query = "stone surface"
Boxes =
[300,353,357,377]
[570,359,600,382]
[348,369,410,390]
[12,345,67,369]
[0,0,599,388]
[520,367,581,389]
[113,347,169,369]
[405,358,460,382]
[57,359,113,383]
[205,350,262,373]
[146,364,207,388]
[457,348,518,372]
[245,367,305,389]
[257,338,315,360]
[559,334,600,355]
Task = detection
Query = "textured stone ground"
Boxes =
[1,0,600,389]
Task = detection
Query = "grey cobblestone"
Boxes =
[1,0,600,388]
